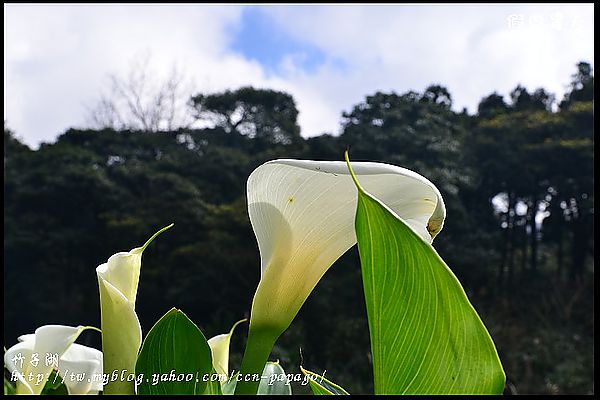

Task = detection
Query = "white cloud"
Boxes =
[4,4,253,147]
[260,4,594,136]
[4,4,595,148]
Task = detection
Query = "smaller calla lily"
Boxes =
[207,319,247,383]
[4,325,102,395]
[236,155,446,394]
[96,223,173,394]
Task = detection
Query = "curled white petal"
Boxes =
[96,250,143,304]
[4,340,34,394]
[4,325,100,395]
[60,343,103,394]
[247,159,446,330]
[207,334,230,380]
[96,253,142,394]
[207,319,246,382]
[95,224,172,395]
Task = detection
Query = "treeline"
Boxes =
[3,62,594,394]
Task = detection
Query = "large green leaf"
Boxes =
[135,308,213,395]
[347,157,505,394]
[300,367,349,395]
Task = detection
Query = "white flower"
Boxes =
[4,325,102,395]
[207,319,246,383]
[96,224,173,394]
[246,159,445,333]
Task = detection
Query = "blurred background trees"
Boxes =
[189,86,304,147]
[4,62,594,394]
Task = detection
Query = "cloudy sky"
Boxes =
[4,4,594,148]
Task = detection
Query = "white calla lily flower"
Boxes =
[247,159,445,332]
[96,224,173,394]
[207,319,247,383]
[4,325,102,395]
[236,157,446,394]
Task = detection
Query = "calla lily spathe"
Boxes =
[207,319,247,382]
[246,159,445,333]
[235,157,446,394]
[4,325,102,395]
[96,224,173,394]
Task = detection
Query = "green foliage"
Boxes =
[510,85,555,112]
[560,62,594,109]
[477,92,509,117]
[40,371,69,395]
[257,362,292,395]
[300,367,349,395]
[4,377,16,395]
[348,160,505,394]
[190,86,303,146]
[201,370,223,395]
[135,308,213,395]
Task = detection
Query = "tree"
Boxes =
[339,89,486,282]
[86,54,195,132]
[4,125,30,162]
[560,61,594,109]
[420,84,452,108]
[339,89,465,180]
[510,85,554,112]
[472,91,593,281]
[189,87,302,146]
[478,92,509,117]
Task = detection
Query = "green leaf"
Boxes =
[202,369,223,395]
[40,370,69,395]
[135,308,213,395]
[300,367,349,395]
[222,376,237,395]
[4,377,16,395]
[346,155,506,394]
[258,361,292,395]
[222,362,292,395]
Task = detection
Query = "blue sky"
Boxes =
[4,4,595,148]
[232,7,328,75]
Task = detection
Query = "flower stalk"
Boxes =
[234,325,279,395]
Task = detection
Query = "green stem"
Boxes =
[140,223,174,252]
[234,326,278,395]
[344,150,366,194]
